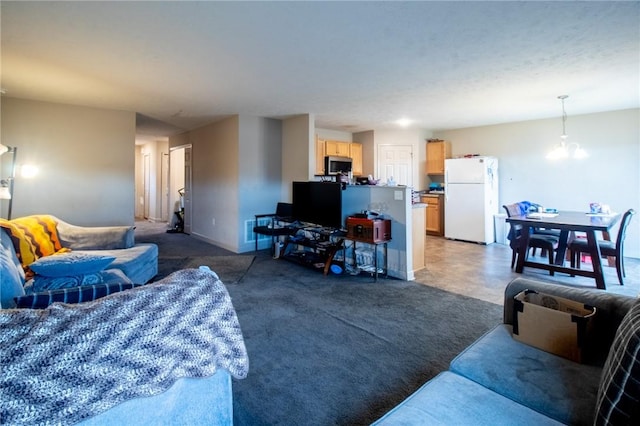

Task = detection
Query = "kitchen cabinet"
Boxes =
[315,137,326,175]
[349,142,363,176]
[426,141,451,175]
[325,140,350,157]
[315,138,363,176]
[412,205,426,272]
[422,194,444,236]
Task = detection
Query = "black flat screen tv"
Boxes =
[292,181,343,229]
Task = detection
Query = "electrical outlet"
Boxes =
[212,218,216,226]
[394,190,403,201]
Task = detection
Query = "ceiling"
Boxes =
[2,1,639,140]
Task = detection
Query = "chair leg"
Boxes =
[255,232,258,252]
[616,255,625,286]
[547,247,554,276]
[511,249,516,268]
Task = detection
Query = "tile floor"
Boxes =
[414,236,640,305]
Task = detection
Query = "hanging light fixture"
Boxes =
[546,95,587,160]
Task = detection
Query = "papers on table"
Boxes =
[526,212,559,219]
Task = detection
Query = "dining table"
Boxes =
[506,210,622,289]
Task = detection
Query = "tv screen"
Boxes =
[292,181,343,229]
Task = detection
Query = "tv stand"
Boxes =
[280,226,345,275]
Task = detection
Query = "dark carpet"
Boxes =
[155,255,255,284]
[135,223,502,425]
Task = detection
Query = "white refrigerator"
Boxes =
[444,157,499,244]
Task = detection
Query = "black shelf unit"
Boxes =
[280,227,345,275]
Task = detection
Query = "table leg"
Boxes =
[587,230,606,290]
[515,226,530,273]
[374,244,378,282]
[554,230,570,266]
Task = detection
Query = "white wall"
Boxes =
[282,114,314,199]
[435,108,640,258]
[169,114,284,253]
[1,98,136,225]
[353,130,375,178]
[316,128,352,142]
[181,116,240,251]
[238,115,283,252]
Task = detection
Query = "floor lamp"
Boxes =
[0,144,17,220]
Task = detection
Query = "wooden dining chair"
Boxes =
[503,203,560,275]
[569,209,635,285]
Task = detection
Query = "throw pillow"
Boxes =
[8,215,65,258]
[0,220,38,269]
[594,299,640,425]
[29,252,116,277]
[14,282,143,309]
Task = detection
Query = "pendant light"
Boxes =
[546,95,587,160]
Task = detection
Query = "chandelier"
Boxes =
[546,95,587,160]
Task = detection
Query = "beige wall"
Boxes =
[1,98,136,225]
[169,114,284,253]
[435,108,640,258]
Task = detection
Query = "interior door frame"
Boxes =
[169,144,192,234]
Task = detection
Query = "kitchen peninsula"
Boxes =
[340,185,423,281]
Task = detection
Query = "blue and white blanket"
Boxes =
[0,268,249,425]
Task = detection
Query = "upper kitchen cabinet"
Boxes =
[426,140,451,175]
[325,140,351,157]
[349,142,363,176]
[315,137,363,176]
[315,137,326,175]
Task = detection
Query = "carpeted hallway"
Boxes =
[134,220,639,425]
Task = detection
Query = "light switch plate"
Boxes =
[394,190,403,200]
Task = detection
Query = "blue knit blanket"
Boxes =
[0,268,249,425]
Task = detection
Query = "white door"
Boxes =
[183,146,192,235]
[160,152,169,222]
[143,154,150,219]
[377,145,413,186]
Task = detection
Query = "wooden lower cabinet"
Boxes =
[423,195,444,236]
[412,206,426,272]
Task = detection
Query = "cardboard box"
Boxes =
[512,290,596,363]
[346,217,391,243]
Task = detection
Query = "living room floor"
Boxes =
[415,235,640,304]
[138,221,639,305]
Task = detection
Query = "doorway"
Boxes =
[377,144,413,187]
[169,145,192,234]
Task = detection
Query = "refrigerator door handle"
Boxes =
[444,170,448,201]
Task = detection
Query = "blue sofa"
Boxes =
[1,240,247,426]
[373,278,639,425]
[0,215,158,308]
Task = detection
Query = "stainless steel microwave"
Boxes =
[324,156,353,175]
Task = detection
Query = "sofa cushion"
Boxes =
[372,371,562,425]
[0,230,25,308]
[77,244,159,284]
[15,280,141,309]
[56,219,135,250]
[594,299,640,425]
[27,268,131,293]
[29,252,116,277]
[449,324,602,425]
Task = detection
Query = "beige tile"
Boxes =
[414,236,640,305]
